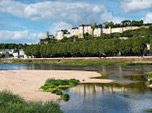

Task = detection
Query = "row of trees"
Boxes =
[25,37,147,58]
[104,20,144,28]
[0,43,28,49]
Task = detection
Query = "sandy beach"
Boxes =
[0,70,114,102]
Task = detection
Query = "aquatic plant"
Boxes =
[61,94,70,101]
[0,90,63,113]
[41,79,79,101]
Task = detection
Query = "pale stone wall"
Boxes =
[55,26,143,40]
[84,26,93,35]
[111,28,123,33]
[78,26,84,38]
[102,27,112,34]
[56,31,64,40]
[94,28,102,37]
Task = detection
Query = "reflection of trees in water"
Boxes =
[69,83,148,96]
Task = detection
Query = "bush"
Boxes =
[149,80,152,85]
[0,90,63,113]
[61,94,70,101]
[55,90,63,95]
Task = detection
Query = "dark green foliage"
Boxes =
[55,90,63,95]
[149,80,152,85]
[25,37,147,58]
[0,43,27,49]
[0,90,63,113]
[61,94,70,101]
[41,79,79,101]
[146,109,152,112]
[8,54,14,58]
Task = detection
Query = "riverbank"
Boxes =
[1,57,152,66]
[0,70,114,102]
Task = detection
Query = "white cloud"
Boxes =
[49,21,72,35]
[144,12,152,23]
[0,30,44,43]
[121,0,152,13]
[0,0,123,25]
[0,0,124,43]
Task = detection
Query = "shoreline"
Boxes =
[0,70,114,102]
[1,57,152,66]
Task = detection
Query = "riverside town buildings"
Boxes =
[39,24,144,44]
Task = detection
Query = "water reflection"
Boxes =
[60,83,152,113]
[68,82,150,96]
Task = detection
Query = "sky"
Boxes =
[0,0,152,44]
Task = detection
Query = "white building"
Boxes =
[55,24,142,40]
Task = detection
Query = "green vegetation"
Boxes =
[41,79,79,101]
[61,94,70,101]
[104,20,144,28]
[25,37,147,58]
[146,72,152,79]
[1,61,152,66]
[0,90,63,113]
[146,109,152,112]
[0,43,28,49]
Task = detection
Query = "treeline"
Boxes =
[25,37,147,58]
[0,43,28,49]
[92,20,150,29]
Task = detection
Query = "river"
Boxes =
[0,64,152,113]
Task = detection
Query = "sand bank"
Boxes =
[0,70,114,102]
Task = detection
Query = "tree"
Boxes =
[121,20,131,27]
[93,23,97,30]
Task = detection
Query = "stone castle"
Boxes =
[40,24,144,44]
[55,24,141,40]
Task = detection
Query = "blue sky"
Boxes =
[0,0,152,44]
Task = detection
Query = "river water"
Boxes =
[0,64,152,113]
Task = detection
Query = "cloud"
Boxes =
[0,0,123,25]
[144,12,152,23]
[49,21,72,35]
[0,30,44,43]
[0,0,124,43]
[121,0,152,13]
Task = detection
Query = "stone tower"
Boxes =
[45,31,49,39]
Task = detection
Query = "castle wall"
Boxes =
[56,31,64,40]
[55,26,143,40]
[102,28,112,34]
[94,28,102,37]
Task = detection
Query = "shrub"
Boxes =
[55,90,63,95]
[149,80,152,85]
[0,91,63,113]
[61,94,70,101]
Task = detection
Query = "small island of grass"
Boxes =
[0,90,63,113]
[40,79,79,101]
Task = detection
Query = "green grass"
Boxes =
[146,72,152,79]
[0,90,63,113]
[41,79,79,101]
[1,61,152,66]
[146,109,152,112]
